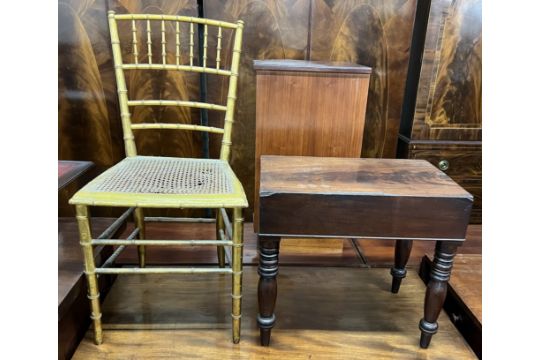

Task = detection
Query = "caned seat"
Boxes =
[69,11,246,346]
[70,156,248,208]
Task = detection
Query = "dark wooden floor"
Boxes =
[73,267,476,359]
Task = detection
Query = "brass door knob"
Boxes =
[438,159,449,171]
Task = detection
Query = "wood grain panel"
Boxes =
[255,72,370,157]
[59,0,118,167]
[204,0,311,220]
[411,0,482,141]
[309,0,417,158]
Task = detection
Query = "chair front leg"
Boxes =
[216,208,226,268]
[76,205,103,345]
[134,207,146,268]
[231,208,244,343]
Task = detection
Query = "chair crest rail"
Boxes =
[112,14,240,29]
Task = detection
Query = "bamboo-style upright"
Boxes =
[70,11,246,345]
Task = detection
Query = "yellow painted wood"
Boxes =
[127,99,226,111]
[220,21,243,162]
[231,208,244,343]
[161,20,166,65]
[71,11,246,344]
[216,26,222,70]
[175,21,180,65]
[146,19,152,65]
[114,14,239,29]
[106,11,244,157]
[108,12,137,157]
[216,208,226,267]
[189,22,194,67]
[131,20,138,64]
[203,24,208,68]
[96,267,233,275]
[131,123,225,134]
[69,157,248,209]
[92,239,234,246]
[122,63,232,76]
[75,205,103,345]
[134,208,146,268]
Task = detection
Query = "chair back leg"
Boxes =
[134,208,146,268]
[216,208,226,267]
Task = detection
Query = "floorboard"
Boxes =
[450,254,482,323]
[73,267,476,359]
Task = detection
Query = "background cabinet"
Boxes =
[398,0,482,223]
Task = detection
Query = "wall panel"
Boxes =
[310,0,417,158]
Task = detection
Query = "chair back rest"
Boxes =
[108,11,244,162]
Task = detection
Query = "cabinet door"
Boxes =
[411,0,482,141]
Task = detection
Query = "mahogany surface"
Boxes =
[253,59,372,74]
[256,155,473,348]
[259,155,472,240]
[58,161,93,190]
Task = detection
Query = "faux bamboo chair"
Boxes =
[69,11,246,344]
